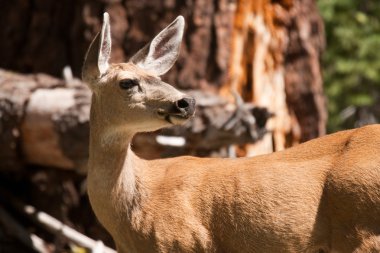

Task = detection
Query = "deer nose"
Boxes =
[175,97,196,116]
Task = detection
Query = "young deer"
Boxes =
[83,13,380,253]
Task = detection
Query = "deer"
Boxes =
[82,13,380,253]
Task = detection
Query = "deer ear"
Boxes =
[130,16,184,76]
[82,12,112,84]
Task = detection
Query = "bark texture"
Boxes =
[0,69,89,171]
[283,0,327,142]
[0,0,325,149]
[0,0,234,90]
[221,0,326,155]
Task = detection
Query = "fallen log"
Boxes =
[0,69,270,171]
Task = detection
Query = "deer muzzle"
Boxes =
[158,97,196,125]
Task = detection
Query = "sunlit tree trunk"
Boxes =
[0,0,325,158]
[221,0,326,155]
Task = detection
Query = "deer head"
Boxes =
[82,13,195,135]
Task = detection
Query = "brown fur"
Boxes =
[84,14,380,253]
[86,65,380,253]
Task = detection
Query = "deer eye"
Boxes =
[119,79,139,90]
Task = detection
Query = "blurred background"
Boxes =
[0,0,379,252]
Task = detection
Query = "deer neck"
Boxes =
[87,97,141,209]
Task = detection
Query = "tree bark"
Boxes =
[283,0,327,142]
[0,0,326,154]
[221,0,326,155]
[0,0,233,91]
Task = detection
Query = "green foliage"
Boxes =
[318,0,380,131]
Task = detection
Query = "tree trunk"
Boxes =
[221,0,326,155]
[0,0,326,155]
[284,0,327,142]
[0,0,233,90]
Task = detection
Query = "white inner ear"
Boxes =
[98,12,111,75]
[131,16,185,76]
